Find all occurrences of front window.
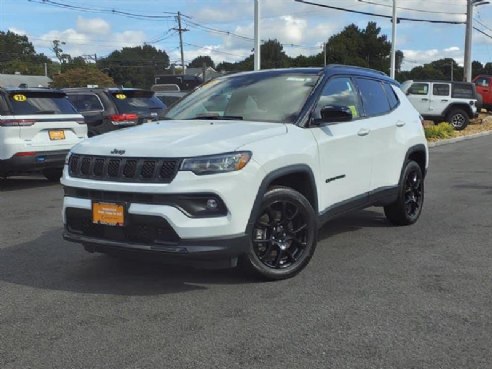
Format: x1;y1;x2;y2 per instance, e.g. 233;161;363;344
165;72;320;123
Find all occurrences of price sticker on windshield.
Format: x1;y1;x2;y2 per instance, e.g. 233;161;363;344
115;93;127;100
12;94;27;102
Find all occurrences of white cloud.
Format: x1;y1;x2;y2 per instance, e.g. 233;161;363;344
401;47;464;70
76;17;111;35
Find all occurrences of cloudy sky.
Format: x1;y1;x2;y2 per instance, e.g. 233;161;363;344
2;0;492;71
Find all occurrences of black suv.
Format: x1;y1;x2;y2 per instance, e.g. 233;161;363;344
63;88;167;137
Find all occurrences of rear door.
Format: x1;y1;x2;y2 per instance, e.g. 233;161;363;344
7;91;86;150
429;83;451;116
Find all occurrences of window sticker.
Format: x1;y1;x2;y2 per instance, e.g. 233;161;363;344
12;94;27;102
115;93;127;100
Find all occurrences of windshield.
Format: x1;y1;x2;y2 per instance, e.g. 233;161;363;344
8;92;78;115
165;72;319;123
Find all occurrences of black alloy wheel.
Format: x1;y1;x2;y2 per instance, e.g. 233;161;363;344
403;168;423;220
384;161;424;226
242;187;317;280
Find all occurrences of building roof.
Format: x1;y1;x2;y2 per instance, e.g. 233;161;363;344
0;74;53;88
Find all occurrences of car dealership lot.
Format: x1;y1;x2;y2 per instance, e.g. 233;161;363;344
1;137;491;369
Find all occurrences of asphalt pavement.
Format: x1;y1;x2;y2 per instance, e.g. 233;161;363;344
0;136;491;369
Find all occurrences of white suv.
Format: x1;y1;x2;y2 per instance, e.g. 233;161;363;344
62;66;428;280
402;80;478;130
0;88;87;180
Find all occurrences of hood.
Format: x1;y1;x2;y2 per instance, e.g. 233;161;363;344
72;119;287;157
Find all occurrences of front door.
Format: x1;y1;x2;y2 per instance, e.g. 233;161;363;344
407;82;431;115
309;77;372;212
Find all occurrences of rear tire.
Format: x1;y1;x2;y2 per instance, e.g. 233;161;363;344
384;161;424;226
241;186;318;280
43;168;63;182
446;109;469;130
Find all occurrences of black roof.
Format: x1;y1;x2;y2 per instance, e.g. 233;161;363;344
0;87;65;94
62;87;151;93
217;65;397;85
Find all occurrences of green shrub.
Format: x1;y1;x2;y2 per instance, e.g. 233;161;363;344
425;122;455;140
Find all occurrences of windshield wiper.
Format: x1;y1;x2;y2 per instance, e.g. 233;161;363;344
188;115;243;120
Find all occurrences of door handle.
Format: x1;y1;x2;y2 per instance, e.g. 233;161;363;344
357;128;370;136
396;121;406;127
441;99;449;102
421;98;429;101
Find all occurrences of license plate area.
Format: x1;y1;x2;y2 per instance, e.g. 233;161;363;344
49;130;65;140
92;202;125;226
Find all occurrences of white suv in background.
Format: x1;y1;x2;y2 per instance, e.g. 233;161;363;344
0;87;87;181
402;80;478;130
62;66;428;280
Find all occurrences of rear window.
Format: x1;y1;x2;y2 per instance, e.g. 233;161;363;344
109;90;166;113
452;84;474;99
7;92;78;115
433;84;450;96
67;94;104;112
356;78;391;116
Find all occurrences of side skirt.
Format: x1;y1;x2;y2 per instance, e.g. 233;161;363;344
318;186;399;228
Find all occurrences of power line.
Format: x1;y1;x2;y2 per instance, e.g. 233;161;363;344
357;0;466;15
474;26;492;40
294;0;466;24
27;0;177;20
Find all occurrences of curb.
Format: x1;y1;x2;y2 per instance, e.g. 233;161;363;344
428;130;492;148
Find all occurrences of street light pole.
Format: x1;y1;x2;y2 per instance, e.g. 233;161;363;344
390;0;397;79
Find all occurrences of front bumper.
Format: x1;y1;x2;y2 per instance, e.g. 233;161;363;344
0;150;68;176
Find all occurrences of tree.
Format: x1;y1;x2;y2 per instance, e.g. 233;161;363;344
189;56;215;69
98;45;169;88
0;31;52;75
260;39;290;69
324;22;391;72
51;66;115;88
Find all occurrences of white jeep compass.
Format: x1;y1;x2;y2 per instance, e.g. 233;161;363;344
62;66;428;280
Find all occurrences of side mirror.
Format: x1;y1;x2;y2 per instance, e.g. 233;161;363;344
315;105;353;125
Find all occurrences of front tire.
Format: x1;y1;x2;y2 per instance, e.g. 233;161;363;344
241;187;318;280
384;161;424;226
446;109;469;130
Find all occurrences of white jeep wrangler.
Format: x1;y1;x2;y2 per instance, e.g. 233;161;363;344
62;66;428;280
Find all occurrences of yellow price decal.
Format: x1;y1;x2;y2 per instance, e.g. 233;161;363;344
13;94;27;102
115;93;127;100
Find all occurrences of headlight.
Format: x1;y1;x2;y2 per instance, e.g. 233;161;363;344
180;151;252;175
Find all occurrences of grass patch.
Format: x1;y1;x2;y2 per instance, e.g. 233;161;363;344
425;122;455;140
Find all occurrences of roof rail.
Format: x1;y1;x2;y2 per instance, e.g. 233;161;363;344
327;64;387;76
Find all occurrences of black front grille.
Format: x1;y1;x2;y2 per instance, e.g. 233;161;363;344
66;208;180;245
68;155;180;183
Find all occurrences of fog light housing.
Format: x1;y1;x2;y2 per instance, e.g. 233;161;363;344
206;199;218;210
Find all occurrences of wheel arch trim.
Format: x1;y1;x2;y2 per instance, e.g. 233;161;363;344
245;164;319;234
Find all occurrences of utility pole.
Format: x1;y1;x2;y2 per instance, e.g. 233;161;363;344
323;42;327;67
464;0;490;82
390;0;397;79
254;0;261;71
174;12;188;74
451;59;454;81
464;0;474;82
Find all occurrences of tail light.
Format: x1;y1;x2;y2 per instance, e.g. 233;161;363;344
0;119;36;126
14;152;36;157
108;114;138;126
